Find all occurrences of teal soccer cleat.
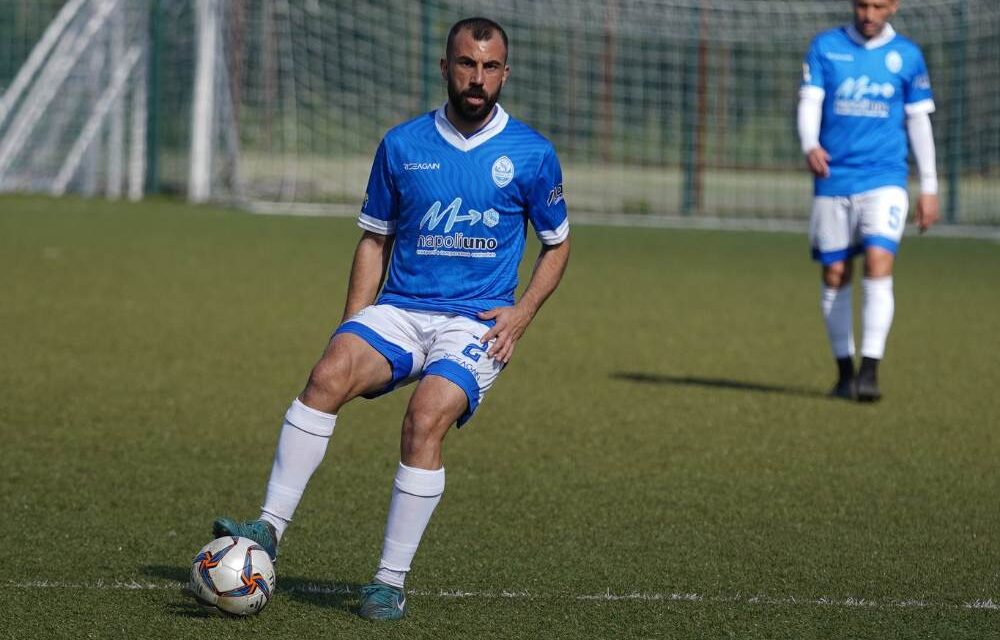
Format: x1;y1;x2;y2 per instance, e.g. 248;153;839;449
358;581;407;621
211;518;278;562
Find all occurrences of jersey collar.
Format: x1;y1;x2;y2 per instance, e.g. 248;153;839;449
434;103;509;152
845;23;896;49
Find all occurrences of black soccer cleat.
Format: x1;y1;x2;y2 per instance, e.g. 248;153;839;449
829;378;856;400
828;356;856;400
856;357;882;403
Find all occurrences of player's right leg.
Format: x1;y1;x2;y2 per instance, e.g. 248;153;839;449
810;195;860;398
360;375;466;621
361;314;505;621
214;310;405;559
854;186;908;402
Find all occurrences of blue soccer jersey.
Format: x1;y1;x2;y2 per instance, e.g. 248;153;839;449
357;104;569;321
801;24;934;196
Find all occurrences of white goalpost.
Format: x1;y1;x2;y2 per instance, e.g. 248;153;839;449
0;0;148;200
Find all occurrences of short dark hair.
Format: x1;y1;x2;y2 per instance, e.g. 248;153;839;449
445;17;508;61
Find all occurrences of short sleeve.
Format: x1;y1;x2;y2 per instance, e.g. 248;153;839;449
358;139;399;235
800;38;826;97
526;147;569;245
904;48;935;115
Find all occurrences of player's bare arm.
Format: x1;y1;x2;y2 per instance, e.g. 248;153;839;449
478;238;570;364
341;230;393;322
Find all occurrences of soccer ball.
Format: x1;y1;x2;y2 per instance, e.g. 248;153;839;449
189;536;276;616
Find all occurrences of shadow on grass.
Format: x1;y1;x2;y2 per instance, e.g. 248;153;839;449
612;371;826;399
144;564;188;583
278;576;366;613
141;564;363;616
142;564;220;619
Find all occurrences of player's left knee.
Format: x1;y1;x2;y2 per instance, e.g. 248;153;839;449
401;407;449;451
864;251;895;278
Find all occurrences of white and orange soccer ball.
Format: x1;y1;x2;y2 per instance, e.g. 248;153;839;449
189;536;276;616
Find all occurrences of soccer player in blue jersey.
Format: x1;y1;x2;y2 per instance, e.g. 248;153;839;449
798;0;939;401
210;18;570;620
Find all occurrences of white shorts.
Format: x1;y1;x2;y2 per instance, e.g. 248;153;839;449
334;305;505;426
809;185;908;265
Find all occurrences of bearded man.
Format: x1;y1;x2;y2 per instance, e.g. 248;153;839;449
210;17;570;621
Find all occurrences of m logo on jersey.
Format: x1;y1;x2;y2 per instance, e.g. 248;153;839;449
491;156;514;188
835;76;895;101
421;197;477;232
419;198;499;232
417;198;499;257
834;76;894;118
404;162;440;171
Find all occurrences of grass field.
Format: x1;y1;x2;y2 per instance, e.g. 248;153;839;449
1;195;998;639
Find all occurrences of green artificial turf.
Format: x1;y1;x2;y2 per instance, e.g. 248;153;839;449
1;195;997;639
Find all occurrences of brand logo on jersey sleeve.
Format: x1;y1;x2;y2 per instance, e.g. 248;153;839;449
547;183;564;207
885;51;903;74
491;156;514;187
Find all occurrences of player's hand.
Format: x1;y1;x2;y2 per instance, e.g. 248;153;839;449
477;304;534;364
914;193;940;234
805;147;831;178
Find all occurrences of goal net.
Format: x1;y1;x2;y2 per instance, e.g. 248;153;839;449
0;0;150;199
1;0;998;224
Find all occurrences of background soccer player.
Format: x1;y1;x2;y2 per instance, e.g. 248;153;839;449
798;0;939;401
211;17;570;620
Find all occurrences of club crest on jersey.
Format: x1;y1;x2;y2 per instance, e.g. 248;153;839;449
885;51;903;74
491;156;514;188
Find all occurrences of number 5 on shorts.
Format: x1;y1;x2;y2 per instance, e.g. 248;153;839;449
888;205;902;230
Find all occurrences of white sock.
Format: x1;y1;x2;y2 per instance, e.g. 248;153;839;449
821;283;855;359
861;276;894;359
259;398;336;540
373;462;446;589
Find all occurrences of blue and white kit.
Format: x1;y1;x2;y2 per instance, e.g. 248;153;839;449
336;103;569;424
801;24;934;264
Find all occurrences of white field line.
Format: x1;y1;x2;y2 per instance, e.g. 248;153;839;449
3;580;997;612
